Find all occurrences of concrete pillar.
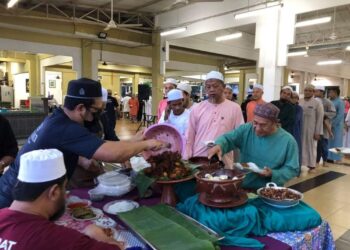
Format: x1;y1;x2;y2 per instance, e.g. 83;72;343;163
283;67;289;85
81;39;92;78
29;55;40;96
112;73;121;95
152;32;164;116
256;67;263;83
343;79;349;97
218;62;225;76
263;67;284;101
238;70;245;104
133;73;139;94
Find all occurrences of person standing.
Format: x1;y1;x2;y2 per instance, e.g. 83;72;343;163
105;89;118;129
241;94;252;122
128;94;139;123
177;83;195;111
157;78;177;121
185;71;244;167
223;85;233;101
314;86;336;166
246;84;265;122
121;94;131;119
0;114;18;176
271;86;296;134
290;92;303;173
299;84;324;172
328;87;345;163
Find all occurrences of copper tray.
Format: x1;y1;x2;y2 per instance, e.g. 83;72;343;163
199;192;248;208
156;174;194;184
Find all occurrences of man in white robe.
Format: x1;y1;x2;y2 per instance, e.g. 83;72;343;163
299;84;324;172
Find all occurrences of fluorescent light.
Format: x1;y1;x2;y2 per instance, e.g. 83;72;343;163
317;60;342;65
7;0;18;8
234;4;281;19
216;32;242;42
160;27;186;37
295;16;331;28
287;51;307;57
346;46;350;51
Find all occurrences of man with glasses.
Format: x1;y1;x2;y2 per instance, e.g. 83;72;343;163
185;71;244;167
208;103;299;190
0;78;166;208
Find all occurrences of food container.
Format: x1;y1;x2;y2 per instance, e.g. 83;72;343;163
188;157;221;173
143;123;184;159
257;182;303;208
88;188;105;201
95;172;133;197
195;169;245;205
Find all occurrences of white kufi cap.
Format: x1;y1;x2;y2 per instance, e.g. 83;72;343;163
253;83;264;91
101;87;108;102
205;71;224;82
177;83;192;95
18;149;66;183
167;89;183;102
164;78;178;86
315;85;325;91
282;86;293;91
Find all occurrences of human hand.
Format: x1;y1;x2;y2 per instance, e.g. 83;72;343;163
145;139;170;151
314;134;321;141
259;167;272;177
83;225;125;249
207;145;223;161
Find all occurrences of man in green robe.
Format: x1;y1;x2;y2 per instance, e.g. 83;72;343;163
208;103;299;190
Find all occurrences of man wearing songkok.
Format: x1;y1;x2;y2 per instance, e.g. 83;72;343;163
0;149;123;250
177;82;195;111
185;71;244;167
157;78;177;121
246;83;266;122
158;89;190;137
271;86;296;134
314;85;336;165
208;103;299;190
299;84;324;172
327;87;345;163
0;78;166;208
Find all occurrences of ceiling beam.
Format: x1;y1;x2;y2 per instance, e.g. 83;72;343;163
129;0;164;11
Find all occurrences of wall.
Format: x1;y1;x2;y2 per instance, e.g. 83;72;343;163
13;73;29;108
45;71;63;104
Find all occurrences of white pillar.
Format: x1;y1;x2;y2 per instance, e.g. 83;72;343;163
255;6;296;101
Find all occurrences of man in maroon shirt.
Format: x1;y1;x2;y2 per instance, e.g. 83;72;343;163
0;149;123;250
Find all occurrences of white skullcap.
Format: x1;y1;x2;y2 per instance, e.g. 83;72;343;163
253;83;264;90
225;85;233;90
18;149;66;183
206;71;224;82
282;86;293;91
164;78;178;86
167;89;183;102
315;85;325;91
177;83;192;95
101;88;108;102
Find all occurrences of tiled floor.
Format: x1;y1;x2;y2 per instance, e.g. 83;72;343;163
115;118;350;241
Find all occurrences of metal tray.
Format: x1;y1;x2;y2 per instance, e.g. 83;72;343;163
257;182;303;208
117;205;223;250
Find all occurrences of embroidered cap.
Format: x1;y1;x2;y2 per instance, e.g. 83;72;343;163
66;78;102;99
163;78;178;86
282;86;293;92
205;71;224;82
253;83;264;91
167;89;184;102
18;149;66;183
254;103;280;122
315;85;325;91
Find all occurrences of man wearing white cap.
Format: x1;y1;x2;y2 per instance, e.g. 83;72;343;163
185;71;244;167
271;86;296;134
159;89;190;137
0;149;123;250
157;78;177;121
314;86;336;165
223;85;233;101
299;84;324;172
246;83;266;122
177;82;195;110
0;78;167;208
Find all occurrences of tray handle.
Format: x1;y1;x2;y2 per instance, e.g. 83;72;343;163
266;182;277;188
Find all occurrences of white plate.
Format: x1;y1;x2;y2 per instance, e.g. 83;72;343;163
103;200;139;215
234;162;263;174
71;207;103;221
94;217;117;228
329;147;350;155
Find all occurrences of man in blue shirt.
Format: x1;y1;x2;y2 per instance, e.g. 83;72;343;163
0;78;166;208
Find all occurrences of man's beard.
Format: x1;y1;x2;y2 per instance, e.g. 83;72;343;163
49;195;66;221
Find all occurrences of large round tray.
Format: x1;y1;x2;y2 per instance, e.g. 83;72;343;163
257;182;303;208
143;123;184;159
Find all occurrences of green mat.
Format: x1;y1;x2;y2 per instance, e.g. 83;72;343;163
118;204;218;250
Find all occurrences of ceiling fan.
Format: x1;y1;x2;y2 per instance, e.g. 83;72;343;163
87;0;143;30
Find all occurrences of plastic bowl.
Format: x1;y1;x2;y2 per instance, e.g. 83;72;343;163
88;188;105;202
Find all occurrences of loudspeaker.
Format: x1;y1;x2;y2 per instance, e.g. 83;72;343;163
138;84;151;101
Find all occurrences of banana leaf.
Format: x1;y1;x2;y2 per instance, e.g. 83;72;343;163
119;205;218;250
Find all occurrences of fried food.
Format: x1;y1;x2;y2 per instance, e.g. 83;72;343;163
71;207;96;219
102;228;113;238
260;188;301;200
144;151;191;180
